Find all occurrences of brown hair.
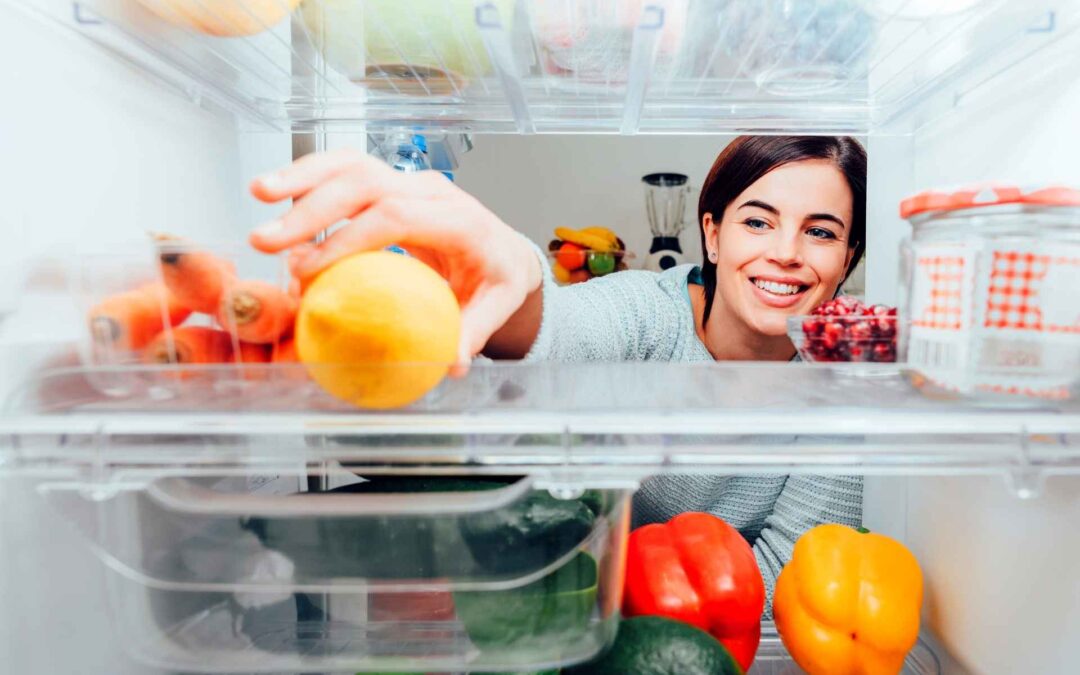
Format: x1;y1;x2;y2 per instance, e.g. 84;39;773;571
698;136;867;322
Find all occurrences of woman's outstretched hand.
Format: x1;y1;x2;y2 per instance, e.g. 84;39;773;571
249;149;543;369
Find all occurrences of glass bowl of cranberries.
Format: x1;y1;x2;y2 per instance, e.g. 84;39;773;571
788;296;898;363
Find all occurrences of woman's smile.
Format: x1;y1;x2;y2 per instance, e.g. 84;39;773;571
748;274;811;308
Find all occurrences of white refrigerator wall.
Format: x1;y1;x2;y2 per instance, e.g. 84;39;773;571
0;5;287;673
862;33;1080;675
0;5;292;345
902;57;1080;675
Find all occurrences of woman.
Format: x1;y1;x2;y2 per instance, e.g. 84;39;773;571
249;135;866;610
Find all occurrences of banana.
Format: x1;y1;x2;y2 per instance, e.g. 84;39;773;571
580;226;619;246
554;226;617;253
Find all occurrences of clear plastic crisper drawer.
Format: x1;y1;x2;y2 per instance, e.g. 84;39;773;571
38;470;630;672
27;0;1075;134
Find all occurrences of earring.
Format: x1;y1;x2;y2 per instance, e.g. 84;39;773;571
708;251;717;262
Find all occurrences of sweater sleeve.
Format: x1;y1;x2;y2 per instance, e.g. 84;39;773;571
753;474;863;617
522;238;686;362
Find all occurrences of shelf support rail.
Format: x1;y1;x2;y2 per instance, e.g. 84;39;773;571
474;1;534;133
621;3;665;135
1006;425;1047;500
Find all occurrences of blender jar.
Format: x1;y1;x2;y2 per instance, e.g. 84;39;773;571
642;173;692;272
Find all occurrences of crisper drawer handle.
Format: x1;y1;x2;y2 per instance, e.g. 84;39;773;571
144;476;536;517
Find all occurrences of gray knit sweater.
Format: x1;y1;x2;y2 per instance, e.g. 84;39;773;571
524;256;863;615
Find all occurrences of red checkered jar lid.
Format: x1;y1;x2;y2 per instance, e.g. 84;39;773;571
901;183;1080;220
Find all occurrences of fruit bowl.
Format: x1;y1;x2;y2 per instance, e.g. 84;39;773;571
546;248;634;285
548;226;633;285
788;297;898;363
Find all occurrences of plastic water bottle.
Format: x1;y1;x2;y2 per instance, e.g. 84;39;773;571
381;132;431;173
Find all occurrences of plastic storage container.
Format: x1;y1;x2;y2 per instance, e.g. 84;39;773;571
718;0;876;95
68;238;472;409
38;471;630;672
72;237;297;399
787;313;898;363
899;184;1080;401
530;0;689;86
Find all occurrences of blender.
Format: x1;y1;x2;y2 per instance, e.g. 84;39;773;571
642;173;693;272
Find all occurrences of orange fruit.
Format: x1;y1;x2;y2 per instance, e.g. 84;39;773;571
134;0;301;37
296;252;461;409
556;242;587;271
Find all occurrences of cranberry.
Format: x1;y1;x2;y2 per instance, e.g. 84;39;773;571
849;344;872;362
812;296;864;316
848;321;872;341
872;342;896;362
802;318;824;336
871;317;896;338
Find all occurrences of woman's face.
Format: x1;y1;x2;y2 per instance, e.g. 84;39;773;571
703;159;855;337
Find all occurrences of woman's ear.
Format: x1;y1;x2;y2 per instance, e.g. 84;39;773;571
702;212;719;262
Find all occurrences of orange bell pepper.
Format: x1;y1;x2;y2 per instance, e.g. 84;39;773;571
773;524;923;675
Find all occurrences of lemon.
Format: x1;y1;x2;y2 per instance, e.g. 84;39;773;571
296;252;461;410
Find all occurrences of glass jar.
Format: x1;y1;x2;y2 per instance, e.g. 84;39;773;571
899;184;1080;401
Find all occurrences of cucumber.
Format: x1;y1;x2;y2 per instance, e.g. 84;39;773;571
459;489;596;576
454;552;598;652
243;477;597;579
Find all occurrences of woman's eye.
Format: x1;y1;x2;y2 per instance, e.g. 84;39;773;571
745;218;770;231
807;227;837;240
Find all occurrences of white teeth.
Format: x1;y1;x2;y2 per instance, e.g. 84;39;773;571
754;279;801;295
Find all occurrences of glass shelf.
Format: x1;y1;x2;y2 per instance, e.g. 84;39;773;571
29;0;1076;134
3;360;1078;487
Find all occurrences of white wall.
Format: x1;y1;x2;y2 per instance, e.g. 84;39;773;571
0;5;286;674
454;134;727;266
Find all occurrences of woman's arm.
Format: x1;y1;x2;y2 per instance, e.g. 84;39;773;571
248;149;679;365
492;242;687;363
753;474;863;616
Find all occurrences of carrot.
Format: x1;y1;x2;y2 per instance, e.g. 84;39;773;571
88;282;191;351
235;340;272;381
154;233;236;314
216;279;297;344
236;341;271;364
143;326;233;366
271;337;299;363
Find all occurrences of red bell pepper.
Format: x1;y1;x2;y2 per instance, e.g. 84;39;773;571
623;512;766;672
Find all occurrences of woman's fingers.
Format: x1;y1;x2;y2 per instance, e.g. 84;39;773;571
250;171;396;253
249;150;405;253
449;283;527;378
289;207;411;281
457;283;526;365
249;148;381;203
290;200;484;280
250;171;404;255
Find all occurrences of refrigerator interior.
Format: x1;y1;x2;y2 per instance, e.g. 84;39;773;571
2;1;1080;673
